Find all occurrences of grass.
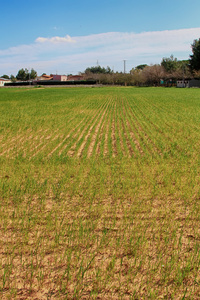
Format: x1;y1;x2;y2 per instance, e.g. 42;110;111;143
0;86;200;299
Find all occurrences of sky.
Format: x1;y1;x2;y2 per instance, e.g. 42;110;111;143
1;0;200;76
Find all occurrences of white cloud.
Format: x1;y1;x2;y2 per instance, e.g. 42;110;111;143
1;28;200;75
35;35;76;44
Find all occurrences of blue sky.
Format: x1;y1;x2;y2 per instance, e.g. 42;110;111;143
1;0;200;76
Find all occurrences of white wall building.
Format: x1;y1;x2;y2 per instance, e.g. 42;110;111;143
177;79;200;88
0;78;11;86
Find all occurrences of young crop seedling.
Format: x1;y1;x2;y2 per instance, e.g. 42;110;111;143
0;86;199;299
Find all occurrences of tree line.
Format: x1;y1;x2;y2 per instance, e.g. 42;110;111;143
84;38;200;86
1;68;37;82
1;38;200;86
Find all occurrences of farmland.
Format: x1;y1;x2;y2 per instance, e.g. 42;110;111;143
0;86;200;299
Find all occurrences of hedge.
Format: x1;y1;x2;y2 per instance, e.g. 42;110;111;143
5;80;97;86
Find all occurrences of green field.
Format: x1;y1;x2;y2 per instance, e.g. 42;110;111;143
0;86;200;299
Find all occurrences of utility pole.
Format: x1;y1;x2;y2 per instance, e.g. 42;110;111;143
123;60;126;73
29;67;31;86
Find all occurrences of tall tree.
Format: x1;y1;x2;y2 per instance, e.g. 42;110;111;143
189;38;200;71
16;68;28;81
30;68;37;79
142;64;165;86
161;55;178;73
16;68;37;81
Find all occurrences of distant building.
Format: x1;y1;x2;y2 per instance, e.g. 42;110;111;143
67;75;84;81
36;74;84;83
188;79;200;88
52;74;68;81
0;78;11;86
37;74;53;81
177;79;200;88
177;80;189;88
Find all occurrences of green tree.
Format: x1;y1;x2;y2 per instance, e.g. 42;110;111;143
10;75;16;82
16;68;28;81
189;38;200;71
85;65;112;74
1;74;9;79
16;68;37;81
135;64;147;70
161;55;178;73
30;68;37;79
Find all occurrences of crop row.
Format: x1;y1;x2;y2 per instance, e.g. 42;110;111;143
1;93;197;161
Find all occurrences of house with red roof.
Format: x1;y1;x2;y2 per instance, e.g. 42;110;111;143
36;74;53;81
67;75;84;81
